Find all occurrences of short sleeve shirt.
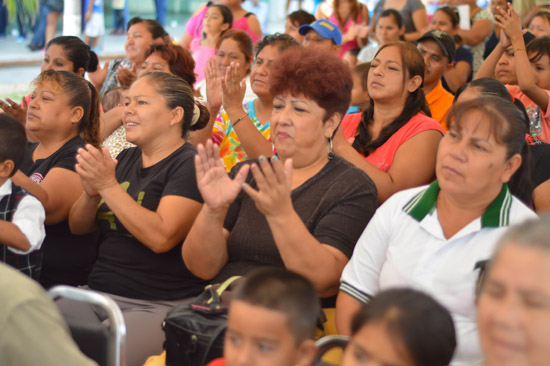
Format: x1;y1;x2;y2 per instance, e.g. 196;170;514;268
89;143;206;300
506;84;550;143
374;0;425;33
340;182;537;364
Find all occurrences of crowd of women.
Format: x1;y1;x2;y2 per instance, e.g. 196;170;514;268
0;0;550;365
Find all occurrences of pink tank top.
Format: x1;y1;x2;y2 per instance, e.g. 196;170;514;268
329;6;364;58
364;113;443;172
232;14;262;44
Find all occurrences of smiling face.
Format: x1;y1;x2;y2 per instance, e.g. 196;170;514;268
139;52;171;76
123;77;180;147
224;301;313;366
271;93;337;166
341;321;414;366
528;15;550;37
41;44;76;74
216;38;251;78
418;39;450;89
376;16;403;45
125;22;156;65
250;45;281;98
436;109;519;200
477;244;550;366
27;80;79;138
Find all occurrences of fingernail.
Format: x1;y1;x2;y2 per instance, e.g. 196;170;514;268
242;183;247;189
259;156;266;162
272;155;278;162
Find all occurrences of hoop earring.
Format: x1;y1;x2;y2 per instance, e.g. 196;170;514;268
328;137;335;160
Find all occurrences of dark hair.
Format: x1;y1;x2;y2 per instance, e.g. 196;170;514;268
433;7;464;45
46;36;99;73
351;288;456;366
530;9;550;29
353;41;430;155
270;47;353;122
127;17;169;41
145;43;197;86
333;0;361;29
232;267;320;344
139;72;209;135
453;79;534;205
33;70;101;148
255;32;300;59
206;4;233;35
527;35;550;65
287;9;316;27
217;29;254;71
102;86;128;113
446;97;532;201
353;62;371;91
377;8;403;29
0;115;27;176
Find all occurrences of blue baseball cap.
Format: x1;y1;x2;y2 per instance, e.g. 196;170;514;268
299;19;342;46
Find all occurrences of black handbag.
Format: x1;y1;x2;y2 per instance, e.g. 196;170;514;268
163;277;242;366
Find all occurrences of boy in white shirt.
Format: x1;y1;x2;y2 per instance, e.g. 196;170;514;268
0;115;45;279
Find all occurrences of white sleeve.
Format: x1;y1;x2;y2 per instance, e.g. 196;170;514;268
339;197;394;303
8;195;46;255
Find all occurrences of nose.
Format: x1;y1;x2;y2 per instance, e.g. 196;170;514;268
423;54;431;68
448;138;468;161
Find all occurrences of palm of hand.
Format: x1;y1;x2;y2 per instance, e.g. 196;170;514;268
198;165;242;210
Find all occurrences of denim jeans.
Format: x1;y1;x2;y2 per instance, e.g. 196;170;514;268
30;4;52;47
0;4;8;37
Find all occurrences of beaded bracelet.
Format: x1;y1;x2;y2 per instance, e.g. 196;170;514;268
232;112;249;127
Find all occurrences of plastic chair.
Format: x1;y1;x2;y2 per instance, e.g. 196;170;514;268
49;285;126;366
314;334;349;366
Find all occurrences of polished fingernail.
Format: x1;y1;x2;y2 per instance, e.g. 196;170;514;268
242;183;247;189
259;156;266;162
272;155;278;162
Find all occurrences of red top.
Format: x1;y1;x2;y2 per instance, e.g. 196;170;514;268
344;113;443;172
206;358;226;366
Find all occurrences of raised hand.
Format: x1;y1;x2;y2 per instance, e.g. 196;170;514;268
0;97;28;126
116;63;137;87
75;145;119;194
205;57;223;111
495;3;523;46
221;62;247;114
195;140;249;211
242;155;294;220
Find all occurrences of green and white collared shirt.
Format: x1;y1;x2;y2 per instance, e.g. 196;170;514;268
340;181;536;366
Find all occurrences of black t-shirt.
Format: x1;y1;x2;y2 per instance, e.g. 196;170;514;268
531;143;550;187
217;156;378;305
20;136;99;288
443;46;473;93
89;143;206;300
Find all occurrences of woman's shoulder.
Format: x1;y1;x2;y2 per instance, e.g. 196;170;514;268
509;194;538;222
323;156;378;192
472;8;493;21
405;0;425;11
399;113;444;135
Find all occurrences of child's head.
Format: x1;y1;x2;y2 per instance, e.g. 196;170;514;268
527;36;550;89
495;32;536;85
341;288;456;366
102;86;129;113
285;10;316;43
203;4;233;37
528;10;550;38
0;115;27;180
351;62;371;110
376;9;405;46
489;0;512;17
225;267;319;366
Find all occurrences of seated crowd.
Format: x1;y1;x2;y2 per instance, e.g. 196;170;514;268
1;1;550;365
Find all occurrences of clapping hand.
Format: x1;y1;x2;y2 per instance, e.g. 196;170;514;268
495;3;524;47
75;145;119;196
242;155;294;220
205;57;223;111
116;64;137;87
0;97;28;126
221;62;246;113
195;140;250;211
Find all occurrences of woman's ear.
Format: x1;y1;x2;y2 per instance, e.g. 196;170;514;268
77;67;86;77
221;23;230;32
501;153;522;183
169;106;185;127
399;26;405;36
324;112;342;139
407;75;423;93
70;106;85;124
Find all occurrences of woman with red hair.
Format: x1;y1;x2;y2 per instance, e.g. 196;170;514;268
182;46;377;304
